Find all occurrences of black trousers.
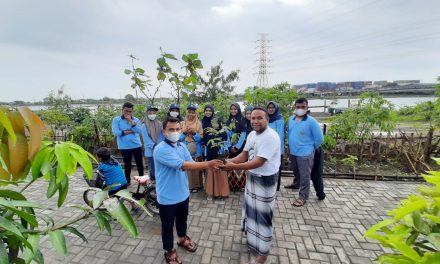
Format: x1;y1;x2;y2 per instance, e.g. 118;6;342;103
159;197;189;251
276;154;283;191
120;147;144;184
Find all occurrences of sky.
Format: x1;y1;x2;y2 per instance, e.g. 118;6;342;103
1;0;439;102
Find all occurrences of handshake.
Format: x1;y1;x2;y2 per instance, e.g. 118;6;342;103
206;159;235;171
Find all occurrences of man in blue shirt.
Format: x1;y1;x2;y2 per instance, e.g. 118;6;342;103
286;98;324;207
111;102;143;185
154;117;222;264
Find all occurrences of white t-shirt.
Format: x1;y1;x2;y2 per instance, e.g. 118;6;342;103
243;127;281;176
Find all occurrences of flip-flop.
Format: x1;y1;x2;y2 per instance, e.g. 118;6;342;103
293;198;306;207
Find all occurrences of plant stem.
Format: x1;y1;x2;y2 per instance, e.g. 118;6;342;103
19;179;35;193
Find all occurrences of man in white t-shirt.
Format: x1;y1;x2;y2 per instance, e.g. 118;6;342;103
221;107;280;264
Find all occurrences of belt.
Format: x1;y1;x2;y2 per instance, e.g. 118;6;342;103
250;172;278;177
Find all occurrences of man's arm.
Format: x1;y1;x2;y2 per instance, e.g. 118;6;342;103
221;157;266;171
182;160;223;171
227;150;249;164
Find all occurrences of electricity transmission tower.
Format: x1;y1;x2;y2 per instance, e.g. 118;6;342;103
255;33;271;88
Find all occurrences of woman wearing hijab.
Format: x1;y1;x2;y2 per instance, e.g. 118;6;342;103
267;101;285;191
141;105;164;182
180;104;204;192
167;103;184;122
241;105;254;137
202;105;229;200
226;103;246;159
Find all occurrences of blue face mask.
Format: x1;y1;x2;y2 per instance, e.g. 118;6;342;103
166;132;181;143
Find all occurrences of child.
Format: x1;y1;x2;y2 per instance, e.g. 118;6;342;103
96;147;128;196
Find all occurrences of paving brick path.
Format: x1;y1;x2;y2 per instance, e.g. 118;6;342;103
25;173;422;263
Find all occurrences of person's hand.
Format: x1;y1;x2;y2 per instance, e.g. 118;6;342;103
207;159;223;170
134;175;150;185
123;130;133;135
125;114;133;122
219;160;235;171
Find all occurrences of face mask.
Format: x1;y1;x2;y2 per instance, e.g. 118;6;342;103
295;109;307;116
166;132;181;143
148;114;156;121
169;112;179;118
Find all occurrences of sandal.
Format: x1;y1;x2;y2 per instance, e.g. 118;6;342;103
164;248;182;264
293;198;306;207
177;235;198;252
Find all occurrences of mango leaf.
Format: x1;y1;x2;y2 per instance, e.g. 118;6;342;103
114;189;151;217
424;214;440;224
92;190;108;209
46;169;58;198
377;254;414;264
0;143;10;171
0;238;8;264
69;148;93;180
57;175;68;207
8;133;29;180
31;147;53;180
420;252;440;263
0;198;38;227
388;240;421;261
389;199;428;221
0;167;9;181
49;230;67;256
0;215;25;241
54;143;71;175
92;211;112;235
0;189;25;200
24;233;40;263
62;226;88;243
426;233;440;251
103;198;138;238
7;111;25;134
0;109;16;143
18;107;45;160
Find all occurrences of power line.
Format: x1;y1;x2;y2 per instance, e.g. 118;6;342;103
255;33;271;88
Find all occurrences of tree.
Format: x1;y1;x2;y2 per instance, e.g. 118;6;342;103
124;94;135;101
0;107;150;263
244;82;298;116
328;92;395;162
124;55;158;105
197;62;239;103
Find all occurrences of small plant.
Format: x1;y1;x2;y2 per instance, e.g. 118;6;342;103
341;155;358;176
364;158;440;263
204;124;230;160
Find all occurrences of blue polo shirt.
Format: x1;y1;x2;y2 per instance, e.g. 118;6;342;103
154;140;193;205
98;162;127;191
111;115;142;150
287;115;324;157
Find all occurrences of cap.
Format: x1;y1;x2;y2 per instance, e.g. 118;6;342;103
187;104;198;111
169;103;180;111
147;105;158;111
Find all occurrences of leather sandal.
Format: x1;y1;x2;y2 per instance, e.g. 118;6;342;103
177;235;198;252
164;248;182;264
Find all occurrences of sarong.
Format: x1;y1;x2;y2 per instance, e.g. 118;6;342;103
242;172;278;256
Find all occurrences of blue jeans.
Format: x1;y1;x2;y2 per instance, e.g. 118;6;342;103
147;157;155;181
290;153;314;200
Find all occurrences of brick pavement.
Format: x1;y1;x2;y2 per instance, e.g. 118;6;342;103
24;173;422;264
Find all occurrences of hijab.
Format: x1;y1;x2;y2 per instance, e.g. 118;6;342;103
143;112;162;144
181;110;203;143
241;105;253;135
226;103;243;133
267;101;283;123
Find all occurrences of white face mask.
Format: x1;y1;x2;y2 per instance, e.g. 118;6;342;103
295;109;307;116
148;114;157;121
166;132;181;143
169;112;179;118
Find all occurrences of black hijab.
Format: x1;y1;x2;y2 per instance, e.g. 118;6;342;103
202;104;215;129
226;103;243;133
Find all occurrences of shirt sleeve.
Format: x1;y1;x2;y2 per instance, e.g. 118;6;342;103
131;117;142;133
154;145;185;169
243;132;253;152
141;124;154;149
183;145;194;162
111;117;123;137
311;119;324;149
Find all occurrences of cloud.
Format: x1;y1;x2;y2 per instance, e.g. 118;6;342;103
211;0;307;16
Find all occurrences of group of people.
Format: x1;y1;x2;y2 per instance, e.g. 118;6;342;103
107;99;324;264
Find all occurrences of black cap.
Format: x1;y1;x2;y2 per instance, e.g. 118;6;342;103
187;104;198;111
147;105;158;111
169;103;180;111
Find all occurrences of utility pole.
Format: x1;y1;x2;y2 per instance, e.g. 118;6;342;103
255;33;271;88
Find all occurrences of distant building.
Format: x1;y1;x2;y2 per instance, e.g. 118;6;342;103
394;80;420;85
374;80;388;86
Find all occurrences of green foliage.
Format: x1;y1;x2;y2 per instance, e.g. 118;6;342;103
197;61;239;103
321;134;336;151
328;92;395;160
396;100;440;129
364;158;440;263
0;107;149;263
124;55;159;105
341;155;358;175
244;82;297;117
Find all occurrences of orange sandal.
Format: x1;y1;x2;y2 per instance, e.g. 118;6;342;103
177;236;198;252
164;248;182;264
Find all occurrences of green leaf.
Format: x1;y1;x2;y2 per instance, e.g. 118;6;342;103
92;190;108;209
0;215;26;241
114;189;151;217
188;53;198;60
0;189;26;200
49;230;67;256
157;72;166;81
0;109;16;144
426;233;440;251
24;233;40;264
62;226;88;243
135;68;145;74
92;211;112;235
69;148;93;180
103;198;138;238
54;143;70;175
124;69;132;75
46;169;58;198
181;54;190;63
390;199;428;221
0;240;8;264
163;53;177;60
57;175;68;207
0;198;38;227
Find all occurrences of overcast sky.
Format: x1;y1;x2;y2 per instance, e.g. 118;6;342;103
1;0;439;102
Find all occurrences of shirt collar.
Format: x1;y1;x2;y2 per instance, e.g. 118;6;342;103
164;138;181;147
294;114;308;121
